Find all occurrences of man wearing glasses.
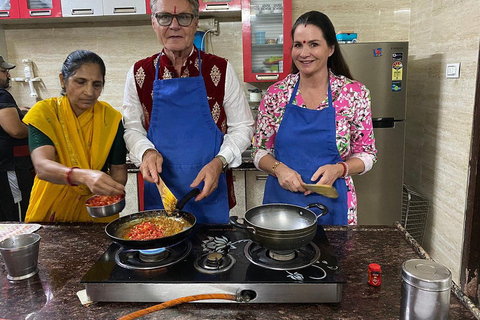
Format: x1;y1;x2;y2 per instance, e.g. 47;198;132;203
123;0;254;223
0;55;33;221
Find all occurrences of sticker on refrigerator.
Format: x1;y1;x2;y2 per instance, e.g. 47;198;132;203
392;61;403;81
392;52;403;61
373;48;382;57
392;81;402;92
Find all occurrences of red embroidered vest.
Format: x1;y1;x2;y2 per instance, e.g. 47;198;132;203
133;48;236;209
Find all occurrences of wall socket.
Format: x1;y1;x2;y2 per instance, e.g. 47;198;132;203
198;18;219;35
446;63;460;79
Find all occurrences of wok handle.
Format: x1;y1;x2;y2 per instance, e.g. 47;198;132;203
229;216;256;233
176;188;201;211
229;216;246;229
306;203;329;218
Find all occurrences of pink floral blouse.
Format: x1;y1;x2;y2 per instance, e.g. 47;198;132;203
252;71;377;225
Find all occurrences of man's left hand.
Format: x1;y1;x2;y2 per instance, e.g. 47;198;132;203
190;158;223;201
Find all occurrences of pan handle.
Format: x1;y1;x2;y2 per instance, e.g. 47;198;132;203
306;203;329;218
229;216;256;233
176;188;201;211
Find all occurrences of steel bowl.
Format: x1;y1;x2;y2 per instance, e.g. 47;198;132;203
0;233;41;280
85;195;126;218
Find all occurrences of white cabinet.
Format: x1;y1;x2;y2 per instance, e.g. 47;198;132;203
121;172;139;217
230;171;246;218
229;169;268;218
245;170;267;210
61;0;147;17
61;0;103;16
103;0;146;15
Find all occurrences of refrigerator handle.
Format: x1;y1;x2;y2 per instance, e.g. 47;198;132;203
373;118;396;128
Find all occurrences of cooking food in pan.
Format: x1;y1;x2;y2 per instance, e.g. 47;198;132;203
122;216;192;241
105;189;200;249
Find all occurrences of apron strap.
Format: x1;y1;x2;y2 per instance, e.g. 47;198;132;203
289;75;332;108
289;77;300;104
155;53;161;81
154;48;203;81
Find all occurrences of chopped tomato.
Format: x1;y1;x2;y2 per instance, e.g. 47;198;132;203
86;194;123;207
126;222;165;240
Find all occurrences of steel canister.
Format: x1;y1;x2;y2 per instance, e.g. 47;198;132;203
400;259;452;320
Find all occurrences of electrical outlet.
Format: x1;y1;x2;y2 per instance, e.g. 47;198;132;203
198;18;219;35
446;63;460;79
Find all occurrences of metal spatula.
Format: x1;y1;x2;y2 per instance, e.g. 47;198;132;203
302;183;339;199
156;174;177;213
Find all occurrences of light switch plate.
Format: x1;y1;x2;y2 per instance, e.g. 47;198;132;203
446;63;461;79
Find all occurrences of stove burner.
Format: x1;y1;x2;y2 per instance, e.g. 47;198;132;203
268;250;296;261
138;248;170;263
194;252;235;274
244;241;320;271
115;241;192;270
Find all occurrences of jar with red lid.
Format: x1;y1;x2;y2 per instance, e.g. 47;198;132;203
368;263;382;286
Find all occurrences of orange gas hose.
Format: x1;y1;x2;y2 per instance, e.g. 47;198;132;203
117;293;237;320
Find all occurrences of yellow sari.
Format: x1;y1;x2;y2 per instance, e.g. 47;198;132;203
23;96;122;223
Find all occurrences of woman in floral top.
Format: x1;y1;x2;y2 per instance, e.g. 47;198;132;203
252;11;377;225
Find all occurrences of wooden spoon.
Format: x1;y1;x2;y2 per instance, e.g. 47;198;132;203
156;174;177;214
302;183;339;199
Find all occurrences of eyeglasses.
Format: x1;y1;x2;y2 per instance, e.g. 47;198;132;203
154;12;195;27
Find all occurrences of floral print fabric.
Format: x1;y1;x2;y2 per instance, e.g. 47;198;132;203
252;71;377;224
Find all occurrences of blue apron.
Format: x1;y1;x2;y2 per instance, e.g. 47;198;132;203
263;77;348;225
145;51;229;223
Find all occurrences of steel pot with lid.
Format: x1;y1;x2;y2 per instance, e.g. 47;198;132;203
230;203;328;251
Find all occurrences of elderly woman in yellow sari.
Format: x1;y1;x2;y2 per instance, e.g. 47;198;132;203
23;50;127;222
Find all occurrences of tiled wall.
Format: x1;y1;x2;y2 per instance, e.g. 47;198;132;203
404;0;480;284
4;0;478;285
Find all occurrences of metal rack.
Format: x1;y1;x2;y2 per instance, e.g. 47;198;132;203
401;185;429;245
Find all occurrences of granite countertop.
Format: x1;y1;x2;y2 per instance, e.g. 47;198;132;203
0;223;477;320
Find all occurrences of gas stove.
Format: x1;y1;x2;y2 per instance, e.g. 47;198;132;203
81;224;345;303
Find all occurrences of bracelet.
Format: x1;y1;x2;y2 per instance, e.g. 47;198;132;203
66;167;79;186
272;161;282;176
338;161;349;178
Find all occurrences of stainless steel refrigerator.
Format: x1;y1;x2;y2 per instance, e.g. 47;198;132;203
339;42;408;225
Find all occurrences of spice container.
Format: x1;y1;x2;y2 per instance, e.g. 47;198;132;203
400;259;451;320
368;263;382;286
248;88;262;102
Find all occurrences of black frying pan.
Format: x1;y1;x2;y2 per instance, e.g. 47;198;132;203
105;188;200;249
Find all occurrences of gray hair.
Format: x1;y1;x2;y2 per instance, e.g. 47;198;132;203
150;0;199;18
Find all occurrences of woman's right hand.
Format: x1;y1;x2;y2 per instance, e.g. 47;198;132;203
275;163;307;193
79;169;125;196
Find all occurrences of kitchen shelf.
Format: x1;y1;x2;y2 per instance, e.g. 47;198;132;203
242;0;292;83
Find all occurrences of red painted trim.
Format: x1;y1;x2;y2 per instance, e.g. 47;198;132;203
146;0;151;14
18;0;62;18
241;0;253;81
281;0;293;78
0;1;20;19
137;172;145;211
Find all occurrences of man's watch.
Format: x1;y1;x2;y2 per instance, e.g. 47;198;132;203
215;155;228;172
